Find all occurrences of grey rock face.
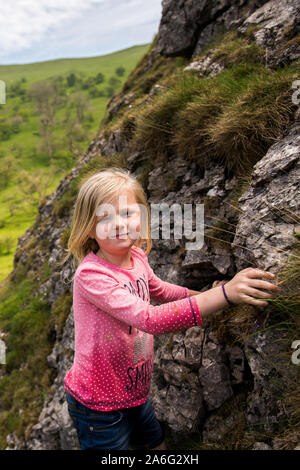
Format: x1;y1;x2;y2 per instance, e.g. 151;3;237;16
232;123;300;273
202;412;242;446
252;441;273;450
239;0;300;67
156;0;233;57
184;52;224;77
244;327;295;433
198;330;233;411
150;326;206;438
156;0;270;57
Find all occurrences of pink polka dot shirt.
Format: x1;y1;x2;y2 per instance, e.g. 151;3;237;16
64;245;202;411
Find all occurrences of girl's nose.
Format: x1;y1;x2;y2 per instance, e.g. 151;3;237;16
115;214;126;229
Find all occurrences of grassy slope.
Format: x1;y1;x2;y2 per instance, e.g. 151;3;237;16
0;44;149;282
0;45;149;85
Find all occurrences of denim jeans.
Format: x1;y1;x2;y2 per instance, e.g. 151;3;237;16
66;391;165;450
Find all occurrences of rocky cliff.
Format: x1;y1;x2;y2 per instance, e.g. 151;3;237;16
2;0;300;450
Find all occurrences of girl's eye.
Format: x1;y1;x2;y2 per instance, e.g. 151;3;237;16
98;210;135;222
122;210;134;216
98;215;111;222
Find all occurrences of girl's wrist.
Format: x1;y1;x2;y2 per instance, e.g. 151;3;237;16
221;282;234;306
195;284;230;317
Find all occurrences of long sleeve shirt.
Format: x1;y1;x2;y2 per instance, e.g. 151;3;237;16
64;245;202;411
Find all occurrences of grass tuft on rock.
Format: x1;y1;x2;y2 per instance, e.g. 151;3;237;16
131;60;298;176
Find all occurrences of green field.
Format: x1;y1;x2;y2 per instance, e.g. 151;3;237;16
0;44;149;282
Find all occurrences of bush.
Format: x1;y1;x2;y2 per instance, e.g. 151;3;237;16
109;76;121;87
95;72;105;84
0;237;14;254
67;73;77;87
89;87;105;98
81;76;96;90
0;121;12;140
115;66;125;77
9;115;24;133
8;80;26;98
105;86;115;97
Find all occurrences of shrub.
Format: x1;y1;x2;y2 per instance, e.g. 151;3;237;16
95;72;105;84
115;66;125;77
67;73;77;87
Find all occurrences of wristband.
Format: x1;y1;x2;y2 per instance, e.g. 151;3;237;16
222;282;234;306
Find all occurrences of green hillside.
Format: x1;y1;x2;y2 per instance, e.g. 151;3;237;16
0;45;148;85
0;44;149;282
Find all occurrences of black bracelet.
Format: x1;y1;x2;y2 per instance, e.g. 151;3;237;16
222;282;234;306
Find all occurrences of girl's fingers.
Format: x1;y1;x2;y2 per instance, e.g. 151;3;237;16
245;287;276;299
249;279;281;292
242;294;269;307
241;267;254;273
246;269;275;279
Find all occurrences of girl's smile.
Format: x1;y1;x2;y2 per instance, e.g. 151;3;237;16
111;232;129;239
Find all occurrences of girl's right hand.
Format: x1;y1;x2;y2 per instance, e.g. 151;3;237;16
224;268;282;307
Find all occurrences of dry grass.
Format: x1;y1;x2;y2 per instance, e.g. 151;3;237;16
174;63;298;175
210;31;265;67
130;58;298;176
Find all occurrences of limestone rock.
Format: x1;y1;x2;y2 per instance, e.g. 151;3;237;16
156;0;270;58
232;123;300;273
252;441;273;450
184;53;224;77
239;0;300;68
202;412;242;445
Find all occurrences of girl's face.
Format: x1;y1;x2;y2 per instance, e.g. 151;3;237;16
93;189;143;255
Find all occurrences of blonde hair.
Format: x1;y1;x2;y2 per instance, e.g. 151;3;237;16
59;167;152;283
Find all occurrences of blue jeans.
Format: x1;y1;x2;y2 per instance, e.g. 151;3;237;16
66;391;165;450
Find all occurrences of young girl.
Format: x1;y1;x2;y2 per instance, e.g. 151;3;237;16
63;167;281;451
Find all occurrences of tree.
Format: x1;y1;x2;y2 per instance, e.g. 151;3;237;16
81;76;96;90
70;91;91;123
16;167;59;211
67;73;77;87
0;236;14;255
9;79;26;98
29;80;61;118
109;76;121;87
89;87;105;98
9;115;24;133
0;155;17;189
115;66;125;77
63;108;91;159
105;87;115;98
0;121;12;140
29;80;63;162
95;72;105;84
2;194;22;217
